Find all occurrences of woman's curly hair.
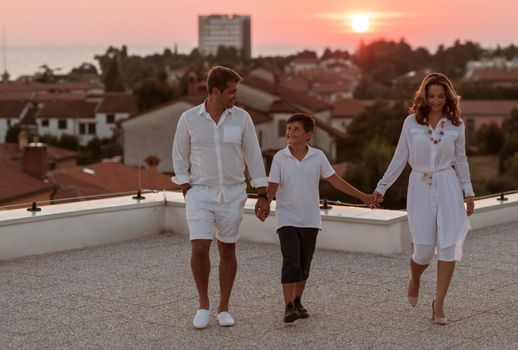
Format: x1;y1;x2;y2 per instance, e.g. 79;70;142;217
409;72;462;126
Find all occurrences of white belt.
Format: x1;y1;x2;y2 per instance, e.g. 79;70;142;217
413;167;453;186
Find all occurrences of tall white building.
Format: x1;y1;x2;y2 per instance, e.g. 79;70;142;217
198;15;251;59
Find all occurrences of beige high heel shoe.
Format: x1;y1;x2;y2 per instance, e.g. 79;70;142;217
432;300;448;325
407;277;418;307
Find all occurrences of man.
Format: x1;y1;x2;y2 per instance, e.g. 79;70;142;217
172;66;270;329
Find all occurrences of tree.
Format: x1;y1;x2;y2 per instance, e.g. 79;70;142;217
5;123;22;143
499;109;518;174
344;137;410;209
476;123;504;154
34;64;60;83
104;59;125;92
132;77;174;111
337;100;407;162
58;134;80;151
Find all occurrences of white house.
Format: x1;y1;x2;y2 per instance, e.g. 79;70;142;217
0;100;30;142
95;93;138;139
122;100;194;174
27;93;137;146
122;69;346;174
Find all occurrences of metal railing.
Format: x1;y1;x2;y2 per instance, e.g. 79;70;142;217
2;189;516;213
0;189;160;212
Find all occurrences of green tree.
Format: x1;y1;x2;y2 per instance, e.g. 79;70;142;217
476;123;505;154
58;134;80;151
34;64;60;83
499;109;518;174
105;59;125;92
132;77;174;111
5;123;22;143
337;100;407;162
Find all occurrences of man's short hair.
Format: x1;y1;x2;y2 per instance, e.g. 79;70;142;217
206;66;242;94
287;113;316;133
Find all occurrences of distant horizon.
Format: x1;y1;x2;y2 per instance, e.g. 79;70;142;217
3;38;518;80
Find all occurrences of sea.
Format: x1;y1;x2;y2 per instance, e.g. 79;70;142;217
2;44;343;79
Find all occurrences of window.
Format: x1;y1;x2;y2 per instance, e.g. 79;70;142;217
79;123;86;135
58;120;67;130
41;119;49;127
80;123;97;135
278;120;286;137
106;114;115;124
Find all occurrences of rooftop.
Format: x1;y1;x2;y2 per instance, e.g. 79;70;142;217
1;192;518;349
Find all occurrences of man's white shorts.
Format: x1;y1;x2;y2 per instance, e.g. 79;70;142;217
185;187;247;243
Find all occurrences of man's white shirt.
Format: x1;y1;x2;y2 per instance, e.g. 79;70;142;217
172;102;267;202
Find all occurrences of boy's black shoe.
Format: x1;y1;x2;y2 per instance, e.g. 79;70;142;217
283;302;300;323
294;296;309;319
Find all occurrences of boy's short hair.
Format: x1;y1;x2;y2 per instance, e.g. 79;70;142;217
206;66;242;94
287;113;316;133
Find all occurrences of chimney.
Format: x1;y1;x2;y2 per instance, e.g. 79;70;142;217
23;142;48;180
18;130;28;150
144;155;161;172
187;72;198;95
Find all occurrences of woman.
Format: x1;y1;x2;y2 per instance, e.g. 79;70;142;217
374;72;475;325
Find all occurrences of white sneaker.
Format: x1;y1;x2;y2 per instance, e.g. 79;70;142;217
217;311;235;327
193;309;210;329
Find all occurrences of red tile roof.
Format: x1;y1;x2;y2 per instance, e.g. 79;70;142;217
0;91;34;100
240;105;272;125
332;99;374;119
243;76;331;112
36;100;97;119
96;93;138;114
269;100;299;113
0;158;57;203
315;119;347;139
472;68;518;82
0;143;79;164
47;162;179;200
0;100;28;118
460;100;518;115
279;76;309;92
0;82;103;96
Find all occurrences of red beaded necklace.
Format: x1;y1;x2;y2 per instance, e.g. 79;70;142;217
426;119;445;144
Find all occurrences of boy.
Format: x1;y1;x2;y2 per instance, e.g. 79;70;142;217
263;113;376;323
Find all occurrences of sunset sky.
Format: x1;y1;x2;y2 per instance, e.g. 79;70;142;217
3;0;518;53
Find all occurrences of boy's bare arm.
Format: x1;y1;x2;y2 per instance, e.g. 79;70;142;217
325;174;377;207
267;182;279;205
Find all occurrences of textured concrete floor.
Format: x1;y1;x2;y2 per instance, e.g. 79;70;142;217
1;221;518;349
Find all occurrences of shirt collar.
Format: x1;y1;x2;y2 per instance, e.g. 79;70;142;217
198;100;234;118
282;145;317;160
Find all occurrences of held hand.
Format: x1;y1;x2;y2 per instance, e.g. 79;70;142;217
465;196;475;216
373;191;384;204
254;198;270;222
362;193;379;209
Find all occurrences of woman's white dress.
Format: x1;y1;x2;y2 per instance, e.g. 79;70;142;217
375;114;474;259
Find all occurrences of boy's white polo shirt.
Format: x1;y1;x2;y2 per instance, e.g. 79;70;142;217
268;145;335;230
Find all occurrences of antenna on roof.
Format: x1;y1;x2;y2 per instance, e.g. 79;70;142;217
1;27;9;82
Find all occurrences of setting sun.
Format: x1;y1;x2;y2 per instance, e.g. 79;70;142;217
351;14;370;33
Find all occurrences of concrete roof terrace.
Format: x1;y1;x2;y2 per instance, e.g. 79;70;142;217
2;216;518;349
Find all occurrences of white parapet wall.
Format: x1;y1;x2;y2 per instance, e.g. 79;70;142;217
164;192;411;256
0;193;166;260
468;192;518;229
1;191;517;260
